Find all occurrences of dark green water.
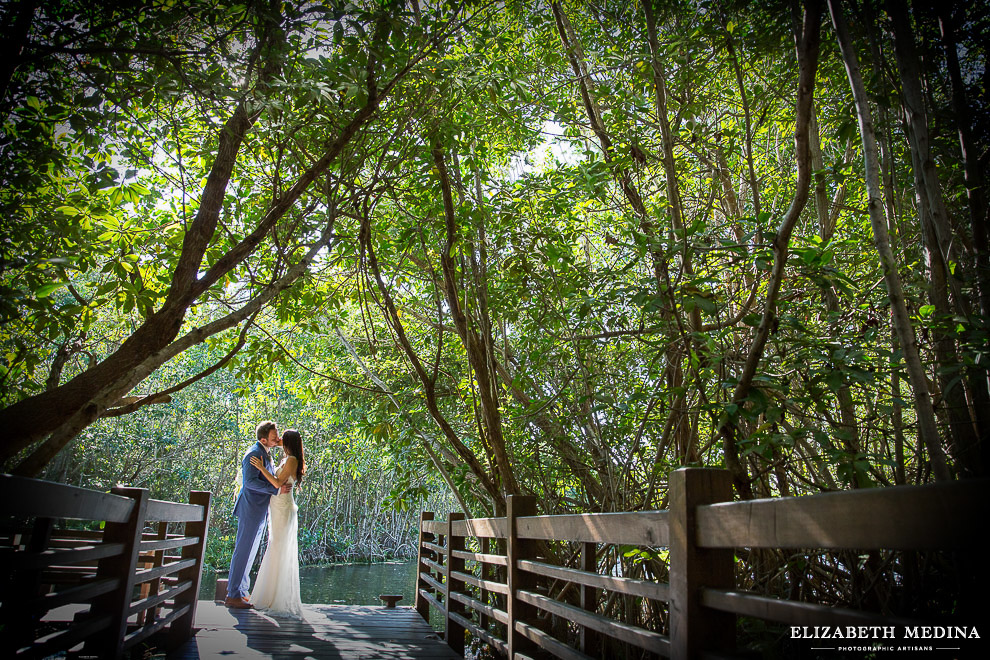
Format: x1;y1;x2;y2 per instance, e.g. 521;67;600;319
200;561;417;605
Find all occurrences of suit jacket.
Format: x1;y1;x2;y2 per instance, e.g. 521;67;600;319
233;441;278;520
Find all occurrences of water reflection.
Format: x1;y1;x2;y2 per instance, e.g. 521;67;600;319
201;561;417;605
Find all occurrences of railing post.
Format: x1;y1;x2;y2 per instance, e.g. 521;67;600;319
415;511;435;622
446;512;466;656
169;490;212;646
580;541;599;655
139;521;168;626
86;486;149;660
479;536;491;631
507;494;537;659
669;467;734;658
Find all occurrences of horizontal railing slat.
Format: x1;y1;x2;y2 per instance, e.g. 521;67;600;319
700;589;923;629
420;570;445;594
697;478;990;549
421;520;445;534
144;499;204;523
49;530;105;542
18;613;113;659
128;579;193;616
133;558;196;585
518;559;669;602
2;542;125;569
516;511;669;546
514;619;595;660
453;517;507;538
139;536;198;552
26;577;121;615
448;610;507;654
518;589;670;654
422;541;447;555
422;556;445;576
449;590;509;625
451;569;510;595
122;602;191;650
418;588;445;616
450;549;507;566
1;474;134;523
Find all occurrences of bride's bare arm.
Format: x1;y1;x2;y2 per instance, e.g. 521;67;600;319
249;456;297;488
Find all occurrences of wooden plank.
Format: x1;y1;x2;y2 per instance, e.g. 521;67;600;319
2;542;126;570
420;570;445;594
450;569;510;595
128;579;192;616
516;511;669;546
124;603;191;649
0;474;135;523
170;607;463;660
456;517;507;538
176;602;462;660
25;576;120;615
696;478;990;550
517;559;669;602
18;613;113;660
700;588;925;629
419;587;446;616
579;542;599;656
446;512;465;655
422;556;445;576
168;490;211;645
145;499;204;523
449;590;509;625
51;529;105;541
448;610;507;654
421;519;446;534
669;468;735;658
514;619;596;660
507;494;538;659
423;541;447;555
140;536;199;552
518;589;670;654
140;520;169;626
479;537;492;631
450;549;507;565
85;485;149;659
415;511;435;622
134;557;196;585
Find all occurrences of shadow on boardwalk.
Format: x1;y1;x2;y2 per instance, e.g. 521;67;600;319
169;602;457;660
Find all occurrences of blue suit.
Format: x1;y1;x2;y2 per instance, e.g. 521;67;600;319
227;441;278;599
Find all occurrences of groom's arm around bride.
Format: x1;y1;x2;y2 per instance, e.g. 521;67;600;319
225;420;289;608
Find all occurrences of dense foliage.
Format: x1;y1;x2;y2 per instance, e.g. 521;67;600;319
1;0;987;647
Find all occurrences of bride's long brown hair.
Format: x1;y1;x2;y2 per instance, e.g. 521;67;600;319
281;429;306;484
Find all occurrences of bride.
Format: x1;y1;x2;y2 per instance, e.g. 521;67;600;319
249;428;306;618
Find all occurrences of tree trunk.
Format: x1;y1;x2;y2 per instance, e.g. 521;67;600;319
720;0;823;498
828;0;951;481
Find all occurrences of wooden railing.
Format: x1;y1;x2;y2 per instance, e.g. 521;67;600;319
415;467;986;659
0;474;212;659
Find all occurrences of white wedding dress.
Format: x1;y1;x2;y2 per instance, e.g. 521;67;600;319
250;473;304;618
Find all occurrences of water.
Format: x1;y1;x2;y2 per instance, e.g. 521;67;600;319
200;561;418;606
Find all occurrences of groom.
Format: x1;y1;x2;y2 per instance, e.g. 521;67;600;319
225;420;291;609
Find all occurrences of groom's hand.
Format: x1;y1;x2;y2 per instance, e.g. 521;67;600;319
279;483;292;494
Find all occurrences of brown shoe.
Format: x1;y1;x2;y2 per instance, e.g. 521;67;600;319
224;597;253;609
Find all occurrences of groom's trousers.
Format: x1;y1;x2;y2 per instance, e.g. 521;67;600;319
227;512;267;599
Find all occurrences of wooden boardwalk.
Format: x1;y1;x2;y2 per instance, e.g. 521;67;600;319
168;601;459;659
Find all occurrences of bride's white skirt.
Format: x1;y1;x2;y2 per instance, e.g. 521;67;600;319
251;489;304;618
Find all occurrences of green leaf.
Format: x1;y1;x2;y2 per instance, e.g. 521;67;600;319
35;282;63;298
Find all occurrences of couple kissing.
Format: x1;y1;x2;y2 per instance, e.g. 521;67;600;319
224;420;306;618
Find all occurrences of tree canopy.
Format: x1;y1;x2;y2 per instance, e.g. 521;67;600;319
2;0;988;521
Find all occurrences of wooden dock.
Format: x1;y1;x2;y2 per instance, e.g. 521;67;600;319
168;601;459;659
